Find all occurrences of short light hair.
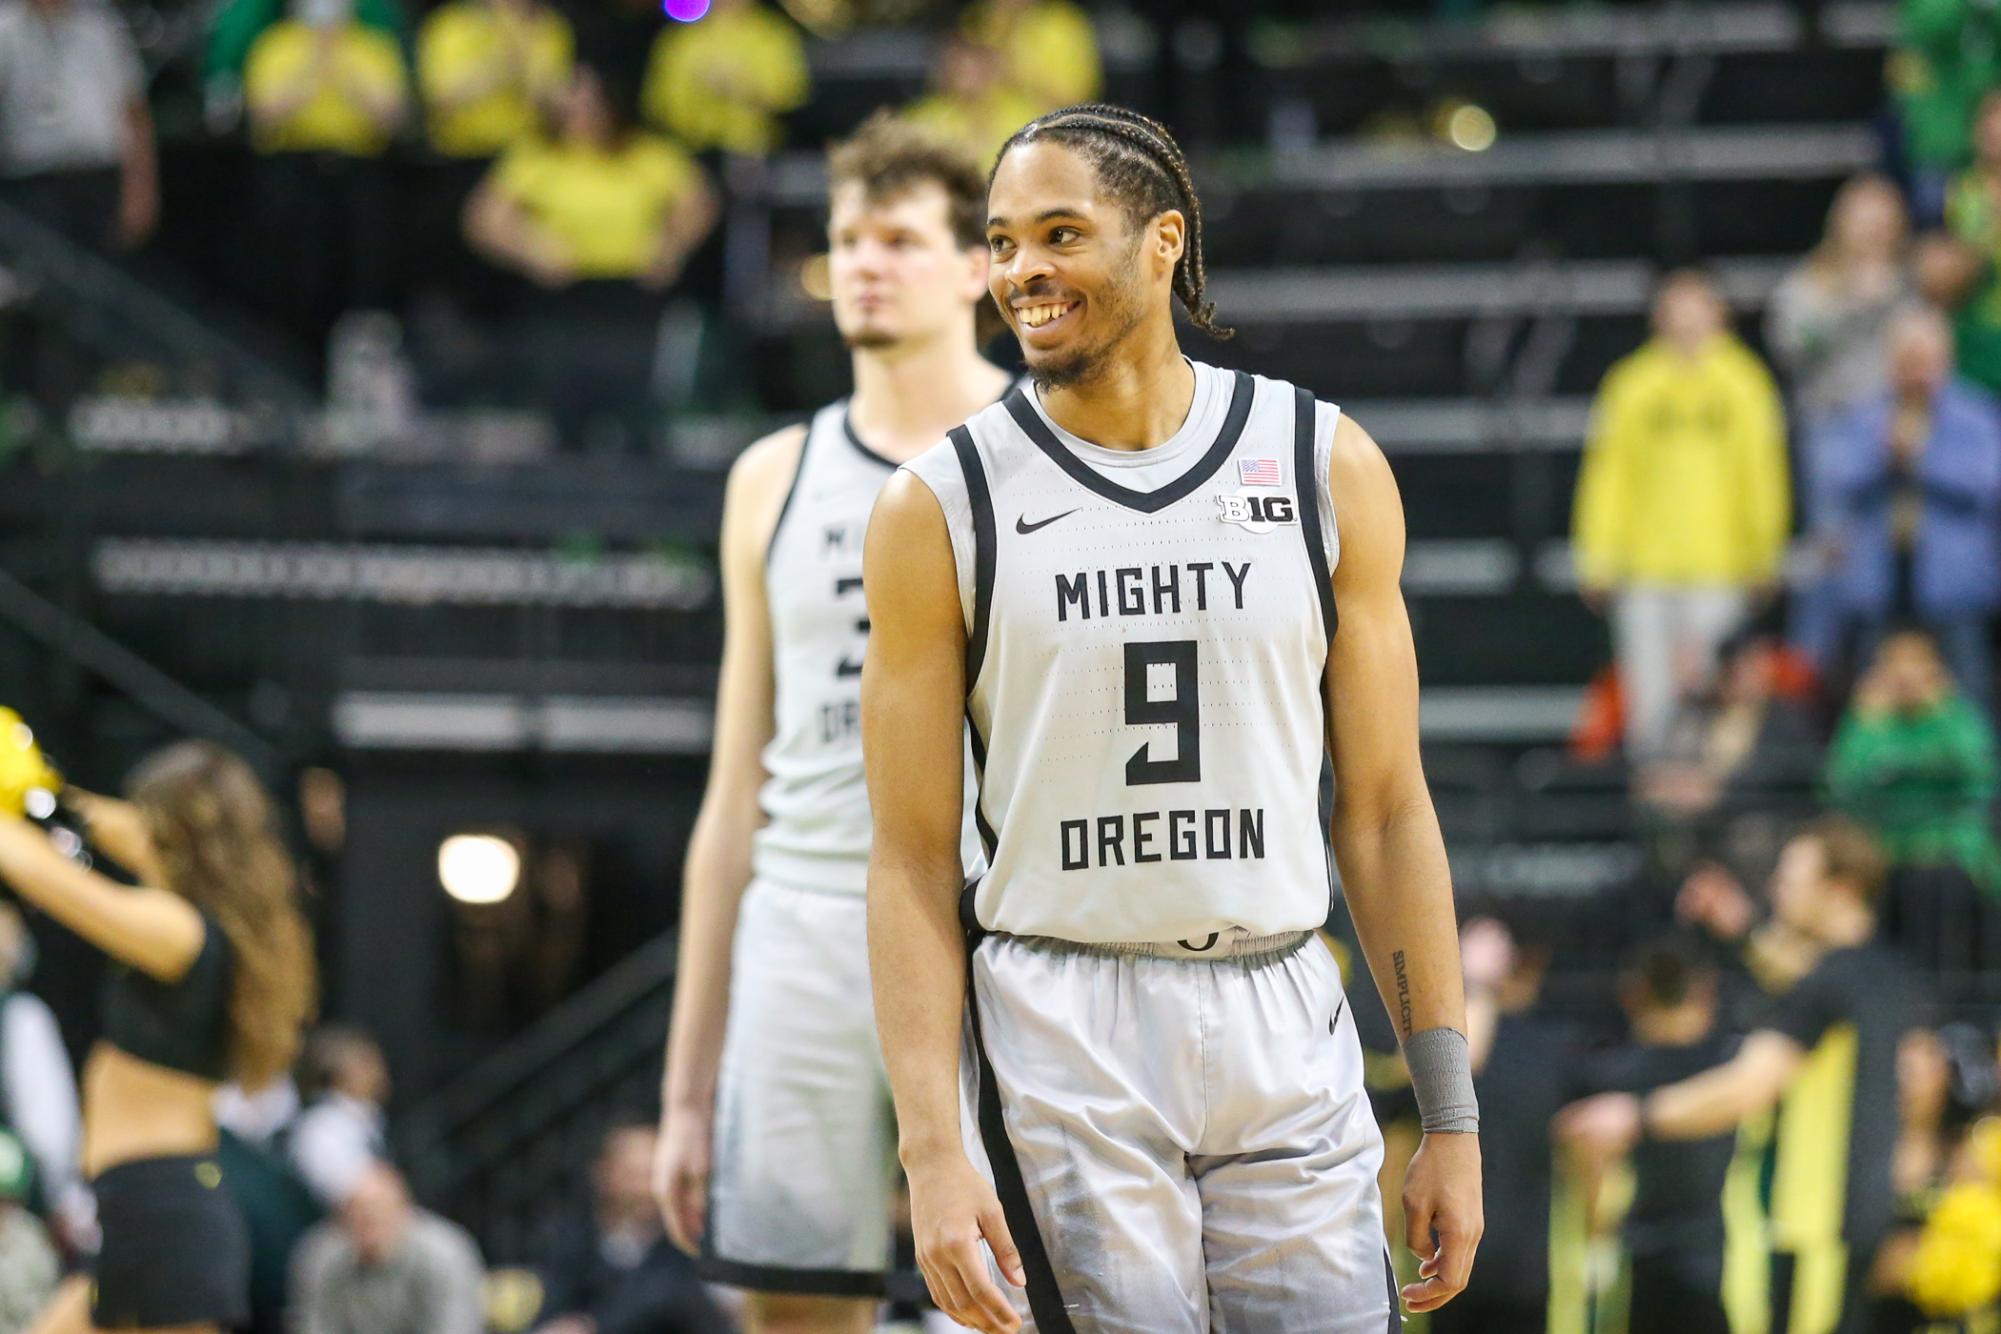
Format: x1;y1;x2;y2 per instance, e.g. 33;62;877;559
1799;815;1890;907
827;112;987;250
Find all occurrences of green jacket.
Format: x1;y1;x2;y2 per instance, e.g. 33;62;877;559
1893;0;2001;171
1824;693;2001;891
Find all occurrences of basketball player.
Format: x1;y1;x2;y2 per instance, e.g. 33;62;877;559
862;104;1483;1333
653;114;1007;1333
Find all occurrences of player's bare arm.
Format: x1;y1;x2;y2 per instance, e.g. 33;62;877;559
1322;412;1484;1314
861;471;1025;1334
655;423;802;1253
1557;1029;1804;1160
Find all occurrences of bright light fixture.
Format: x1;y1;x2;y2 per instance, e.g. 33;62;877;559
438;834;520;905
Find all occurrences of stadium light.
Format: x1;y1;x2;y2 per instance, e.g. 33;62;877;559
438;834;520;905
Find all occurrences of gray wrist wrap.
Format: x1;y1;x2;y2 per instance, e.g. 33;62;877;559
1405;1027;1479;1134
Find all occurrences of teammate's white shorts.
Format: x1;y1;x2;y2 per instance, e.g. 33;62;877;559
704;877;899;1297
960;928;1398;1333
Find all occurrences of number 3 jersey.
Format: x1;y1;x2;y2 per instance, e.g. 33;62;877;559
757;399;983;894
901;360;1343;944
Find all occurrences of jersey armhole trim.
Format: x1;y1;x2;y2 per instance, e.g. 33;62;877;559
1293;386;1337;642
947;425;997;686
760;420;813;570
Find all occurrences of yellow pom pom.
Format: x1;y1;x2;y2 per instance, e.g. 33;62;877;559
0;708;60;819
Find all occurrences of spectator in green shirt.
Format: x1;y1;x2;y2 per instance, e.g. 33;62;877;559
1824;628;2001;892
1923;91;2001;394
1890;0;2001;224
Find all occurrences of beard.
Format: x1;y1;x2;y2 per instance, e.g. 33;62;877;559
1024;239;1148;392
842;327;899;351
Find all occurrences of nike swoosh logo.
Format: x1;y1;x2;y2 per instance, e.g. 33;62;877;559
1015;509;1079;535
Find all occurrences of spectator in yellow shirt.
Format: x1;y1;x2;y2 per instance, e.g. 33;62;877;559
241;0;409;351
416;0;572;160
465;61;717;289
244;0;407;157
962;0;1100;113
1572;270;1793;756
641;0;807;158
904;36;1042;170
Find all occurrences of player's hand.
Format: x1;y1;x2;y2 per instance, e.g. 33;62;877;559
652;1106;711;1255
1400;1130;1482;1314
1554;1091;1642;1167
906;1150;1024;1334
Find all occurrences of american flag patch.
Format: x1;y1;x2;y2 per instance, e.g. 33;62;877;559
1238;457;1281;486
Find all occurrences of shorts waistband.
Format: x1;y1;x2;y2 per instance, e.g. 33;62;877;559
998;929;1312;963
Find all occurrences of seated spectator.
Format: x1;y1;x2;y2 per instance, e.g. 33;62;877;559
529;1121;723;1334
641;0;808;159
0;1129;58;1334
1808;305;2001;712
0;0;156;252
1928;91;2001;396
1824;628;2001;893
961;0;1101;114
0;902;84;1253
1766;174;1913;428
289;1163;485;1334
289;1024;391;1208
1637;628;1823;823
1888;0;2001;225
242;0;409;351
417;0;572;161
904;35;1044;170
1572;269;1792;758
466;60;716;291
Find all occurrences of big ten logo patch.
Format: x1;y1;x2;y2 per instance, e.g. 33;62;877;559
1216;492;1298;533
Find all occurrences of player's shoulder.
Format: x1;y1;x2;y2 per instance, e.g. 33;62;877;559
729;421;809;486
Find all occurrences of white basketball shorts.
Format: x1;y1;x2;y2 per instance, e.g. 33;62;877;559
703;877;899;1296
959;928;1399;1333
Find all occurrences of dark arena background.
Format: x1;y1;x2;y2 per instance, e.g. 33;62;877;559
0;0;1998;1330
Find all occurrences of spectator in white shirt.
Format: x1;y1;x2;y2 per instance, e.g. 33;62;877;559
0;0;157;249
288;1024;389;1208
0;903;84;1246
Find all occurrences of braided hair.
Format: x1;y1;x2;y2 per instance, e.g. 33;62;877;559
993;104;1232;340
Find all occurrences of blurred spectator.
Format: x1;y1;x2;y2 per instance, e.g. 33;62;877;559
1929;90;2001;395
1807;305;2001;710
416;0;572;161
289;1163;485;1334
289;1024;391;1208
464;59;717;447
0;0;156;251
1824;629;2001;892
904;35;1044;170
215;1073;303;1149
0;1128;57;1334
466;61;715;291
961;0;1102;114
242;0;409;351
217;1126;326;1334
1561;817;1929;1334
1431;917;1581;1334
1577;937;1737;1334
1637;628;1822;824
640;0;808;158
1888;0;2001;224
0;902;82;1249
1766;174;1913;426
529;1121;723;1334
206;0;403;99
1572;269;1792;756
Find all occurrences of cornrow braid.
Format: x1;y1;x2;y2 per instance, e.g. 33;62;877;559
995;103;1233;339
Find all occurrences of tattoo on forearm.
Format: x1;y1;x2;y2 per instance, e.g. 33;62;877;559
1400;956;1416;1040
1393;949;1413;1037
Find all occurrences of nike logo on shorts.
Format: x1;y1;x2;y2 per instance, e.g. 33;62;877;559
1016;508;1079;535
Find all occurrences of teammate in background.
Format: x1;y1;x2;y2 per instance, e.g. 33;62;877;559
0;734;315;1334
652;114;1007;1334
1561;817;1928;1334
865;104;1481;1332
1578;936;1739;1334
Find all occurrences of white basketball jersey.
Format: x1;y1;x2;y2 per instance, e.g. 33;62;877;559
902;361;1342;943
757;400;983;893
